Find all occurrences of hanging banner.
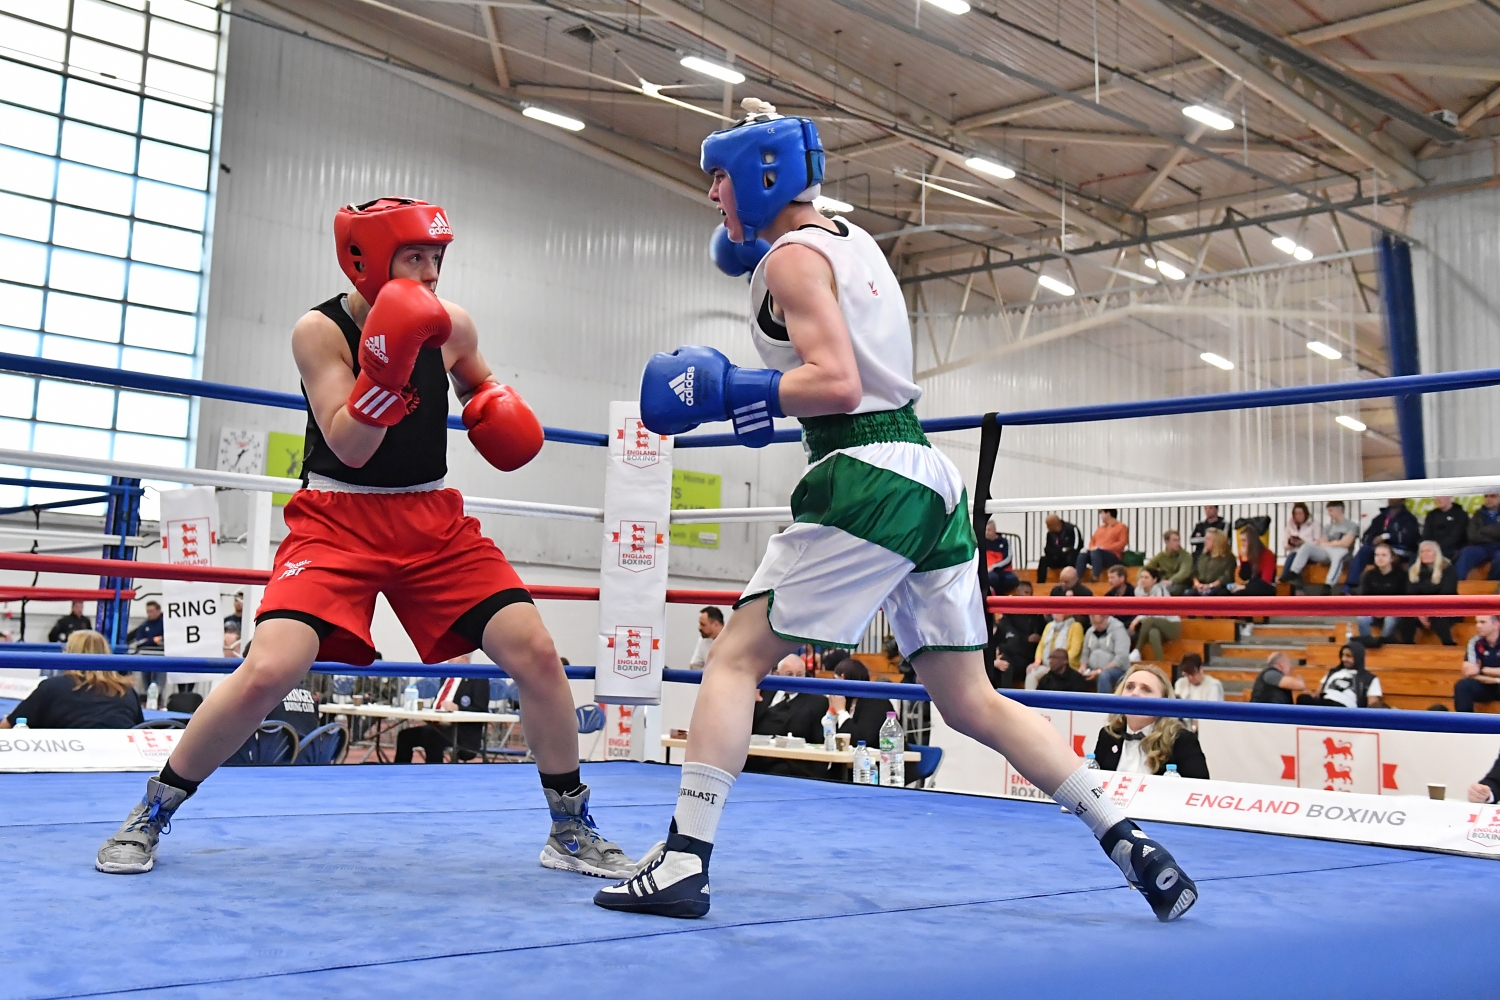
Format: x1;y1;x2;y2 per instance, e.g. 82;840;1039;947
593;402;672;706
0;728;184;772
159;487;225;681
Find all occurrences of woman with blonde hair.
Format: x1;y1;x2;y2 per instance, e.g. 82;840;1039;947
1091;664;1209;778
1188;527;1236;595
1;630;143;729
1397;539;1459;645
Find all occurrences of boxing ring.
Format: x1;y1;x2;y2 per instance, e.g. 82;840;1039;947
5;352;1500;997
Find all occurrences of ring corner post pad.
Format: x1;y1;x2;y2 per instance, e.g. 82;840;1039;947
971;413;1002;621
594;401;671;761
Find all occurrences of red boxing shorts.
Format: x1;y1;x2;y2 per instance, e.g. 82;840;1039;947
256;487;527;665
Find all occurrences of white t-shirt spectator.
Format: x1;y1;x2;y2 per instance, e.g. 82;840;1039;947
689;636;714;671
1317;667;1382;708
1174;674;1224;702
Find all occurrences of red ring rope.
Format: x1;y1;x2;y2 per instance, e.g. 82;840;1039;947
0;587;137;602
2;551;1497;614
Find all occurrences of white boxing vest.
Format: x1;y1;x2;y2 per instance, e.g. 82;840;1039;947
748;218;921;414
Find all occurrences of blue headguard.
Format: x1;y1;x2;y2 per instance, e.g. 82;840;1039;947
700;102;825;245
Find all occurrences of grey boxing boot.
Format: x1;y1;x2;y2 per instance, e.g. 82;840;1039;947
539;784;638;878
95;776;190;874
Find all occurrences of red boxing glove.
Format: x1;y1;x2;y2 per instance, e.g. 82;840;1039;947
462;382;544;472
347;278;452;427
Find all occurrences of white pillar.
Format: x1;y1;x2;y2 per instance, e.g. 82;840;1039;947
241;489;273;645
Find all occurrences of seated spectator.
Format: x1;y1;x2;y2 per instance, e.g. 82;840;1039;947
1025;594;1083;689
127;600;164;651
1188;528;1236;595
1468;746;1500;803
1173;653;1224;702
223;624;241;658
1092;664;1209;778
1356;542;1406;645
267;684;321;738
1033;647;1092;693
1457;493;1500;582
747;654;831;778
394;656;490;764
1455;614;1500;713
981;519;1019;595
1220;525;1276;597
1424;497;1470;562
1102;563;1133;627
1076;509;1128;582
688;606;724;670
1298;641;1384;708
1278;503;1321;582
990;581;1043;688
1250;651;1306;704
48;600;91;643
1055;565;1094;625
1343;499;1420;594
1082;612;1132;694
224;591;244;634
1283;500;1354;587
1;631;142;729
1144;529;1194;596
1037;514;1082;585
1128;566;1180;662
883;636;917;686
1397;539;1459;646
1189;505;1227;556
826;659;894;752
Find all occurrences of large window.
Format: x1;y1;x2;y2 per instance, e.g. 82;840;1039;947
0;0;222;518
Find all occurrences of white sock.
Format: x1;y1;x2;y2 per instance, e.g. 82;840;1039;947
1053;765;1127;840
673;762;735;844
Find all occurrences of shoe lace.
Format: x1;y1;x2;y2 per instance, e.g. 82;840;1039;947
566;804;604;845
125;794;174;837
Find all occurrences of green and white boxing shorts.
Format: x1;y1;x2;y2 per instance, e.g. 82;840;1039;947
738;404;987;660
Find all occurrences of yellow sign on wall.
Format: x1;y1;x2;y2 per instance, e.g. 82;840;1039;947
671;469;721;549
266;431;305;506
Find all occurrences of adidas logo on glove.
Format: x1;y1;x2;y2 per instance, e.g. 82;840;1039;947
670;367;695;406
428;212;452;237
366;335;389;364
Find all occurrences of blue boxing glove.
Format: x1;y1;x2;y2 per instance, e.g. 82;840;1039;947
639;346;783;447
709;224;771;278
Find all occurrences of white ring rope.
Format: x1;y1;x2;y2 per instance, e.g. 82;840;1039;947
0;526;151;546
985;473;1500;514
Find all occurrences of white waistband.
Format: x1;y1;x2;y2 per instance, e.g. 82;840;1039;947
304;473;446;494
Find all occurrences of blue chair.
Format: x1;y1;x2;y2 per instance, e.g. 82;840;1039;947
294;722;348;765
413;677;442;700
489;677;520;708
132;719;186;730
904;743;943;787
224;721;299;765
576;703;606;759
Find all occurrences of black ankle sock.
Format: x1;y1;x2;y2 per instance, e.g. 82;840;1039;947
539;768;583;796
157;760;201;798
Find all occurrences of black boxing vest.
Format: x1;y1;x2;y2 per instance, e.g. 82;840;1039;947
299;293;449;488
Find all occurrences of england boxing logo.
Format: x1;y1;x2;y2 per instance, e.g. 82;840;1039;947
619;418;662;468
1296;727;1381;794
609;626;657;679
428;211;452;237
613;520;661;573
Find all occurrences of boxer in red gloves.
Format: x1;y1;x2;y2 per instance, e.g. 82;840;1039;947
96;199;638;881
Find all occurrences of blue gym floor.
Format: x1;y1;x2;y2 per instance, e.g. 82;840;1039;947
4;762;1496;999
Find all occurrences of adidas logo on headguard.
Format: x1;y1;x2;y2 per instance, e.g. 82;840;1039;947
428;211;452;237
670;367;695;405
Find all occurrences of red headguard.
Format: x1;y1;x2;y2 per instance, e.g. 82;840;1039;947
334;198;454;303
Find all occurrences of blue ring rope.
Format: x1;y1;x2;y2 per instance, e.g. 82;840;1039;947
5;351;1500;450
4;651;1497;735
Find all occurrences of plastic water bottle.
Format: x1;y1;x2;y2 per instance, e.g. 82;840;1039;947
1164;763;1181;778
853;741;873;785
145;682;159;711
402;683;420;712
12;718;27;730
879;710;904;787
1086;753;1100;770
822;708;837;752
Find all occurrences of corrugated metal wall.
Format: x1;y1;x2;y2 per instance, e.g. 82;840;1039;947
196;19;805;596
1411;146;1500;478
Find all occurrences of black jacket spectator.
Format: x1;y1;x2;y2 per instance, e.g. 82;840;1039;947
992;611;1045;687
748;690;831;779
1398;562;1459;645
1424;504;1470;560
4;674;143;729
1251;663;1295;705
48;613;92;643
1038;518;1083;583
1035;666;1093;692
1362;504;1421;561
127;617;163;649
266;686;321;737
1359;562;1408;598
1092;727;1209;778
1475;749;1500;804
839;696;894;750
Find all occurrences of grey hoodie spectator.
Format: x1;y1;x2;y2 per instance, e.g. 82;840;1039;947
1082;613;1132;695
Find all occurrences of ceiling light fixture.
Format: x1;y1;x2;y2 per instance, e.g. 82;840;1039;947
1336;414;1367;433
1143;257;1186;280
923;0;972;14
522;107;585;131
1037;274;1075;297
1306;341;1342;360
679;55;745;84
813;195;853;214
1182;104;1235;131
1200;352;1235;371
964;156;1016;180
1293;246;1314;261
1271;236;1298;255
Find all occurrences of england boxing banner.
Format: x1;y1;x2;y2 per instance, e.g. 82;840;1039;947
159;487;225;681
594;401;672;706
0;727;183;772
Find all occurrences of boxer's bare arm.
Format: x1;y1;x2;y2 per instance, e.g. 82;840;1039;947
438;299;495;404
291;310;386;468
764;244;862;417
